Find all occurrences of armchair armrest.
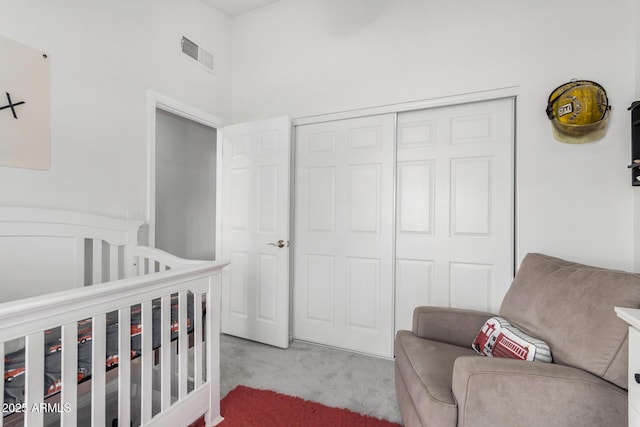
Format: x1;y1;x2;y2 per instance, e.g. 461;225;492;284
412;306;493;348
452;356;627;426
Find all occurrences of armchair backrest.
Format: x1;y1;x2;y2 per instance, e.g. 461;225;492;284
499;253;640;390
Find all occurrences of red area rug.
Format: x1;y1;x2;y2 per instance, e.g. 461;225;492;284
216;385;401;427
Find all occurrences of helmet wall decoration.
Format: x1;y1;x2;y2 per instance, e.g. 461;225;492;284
545;79;611;144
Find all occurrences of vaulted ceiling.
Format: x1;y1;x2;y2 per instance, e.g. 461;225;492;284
202;0;281;17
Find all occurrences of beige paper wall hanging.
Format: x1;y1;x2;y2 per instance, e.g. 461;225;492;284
0;35;50;170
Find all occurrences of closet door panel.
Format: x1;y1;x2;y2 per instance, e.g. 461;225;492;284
449;261;493;311
307;167;335;232
395;98;514;332
450;157;492;235
346;256;379;330
304;254;335;322
294;114;395;358
395;259;433;323
398;161;434;234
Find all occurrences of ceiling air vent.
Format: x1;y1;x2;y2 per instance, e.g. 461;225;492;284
181;36;214;73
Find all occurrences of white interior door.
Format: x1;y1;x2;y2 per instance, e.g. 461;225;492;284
395;98;515;331
293;114;396;358
221;116;291;349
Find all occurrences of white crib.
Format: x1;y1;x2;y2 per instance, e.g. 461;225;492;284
0;207;228;427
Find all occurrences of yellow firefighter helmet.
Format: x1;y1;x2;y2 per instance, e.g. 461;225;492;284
545;79;611;144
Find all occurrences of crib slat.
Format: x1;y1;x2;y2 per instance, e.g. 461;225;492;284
207;273;223;424
92;239;103;285
194;292;204;388
61;322;78;427
141;300;153;424
123;247;135;278
117;307;131;427
109;245;119;281
91;314;106;427
24;331;45;426
137;256;145;276
160;295;172;411
73;237;85;287
178;291;189;400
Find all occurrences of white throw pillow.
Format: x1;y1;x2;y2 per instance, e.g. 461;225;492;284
472;316;552;363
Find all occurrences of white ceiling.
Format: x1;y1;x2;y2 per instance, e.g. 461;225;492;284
202;0;281;17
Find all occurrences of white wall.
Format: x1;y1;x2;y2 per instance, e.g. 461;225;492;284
231;0;637;271
0;0;231;218
1;0;636;272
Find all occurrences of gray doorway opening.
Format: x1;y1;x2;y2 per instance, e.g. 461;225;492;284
155;109;217;260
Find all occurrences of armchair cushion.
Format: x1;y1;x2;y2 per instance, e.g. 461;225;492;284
452;356;627;427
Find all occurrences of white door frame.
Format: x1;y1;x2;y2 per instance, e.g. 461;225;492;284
146;90;225;258
293;86;519;126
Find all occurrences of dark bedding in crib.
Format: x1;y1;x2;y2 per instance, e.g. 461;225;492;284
3;294;196;409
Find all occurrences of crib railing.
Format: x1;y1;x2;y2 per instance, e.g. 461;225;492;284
128;246;210;276
0;257;228;427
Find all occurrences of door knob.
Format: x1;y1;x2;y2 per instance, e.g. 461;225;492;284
268;240;288;248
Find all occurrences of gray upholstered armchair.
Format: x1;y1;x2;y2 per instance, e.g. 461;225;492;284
394;253;640;426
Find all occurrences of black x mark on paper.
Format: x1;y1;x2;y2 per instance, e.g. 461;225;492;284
0;92;26;119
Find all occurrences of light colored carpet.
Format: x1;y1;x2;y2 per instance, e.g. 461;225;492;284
220;334;402;424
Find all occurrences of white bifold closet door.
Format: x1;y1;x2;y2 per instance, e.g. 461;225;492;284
293;114;396;358
293;97;514;356
395;98;514;331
